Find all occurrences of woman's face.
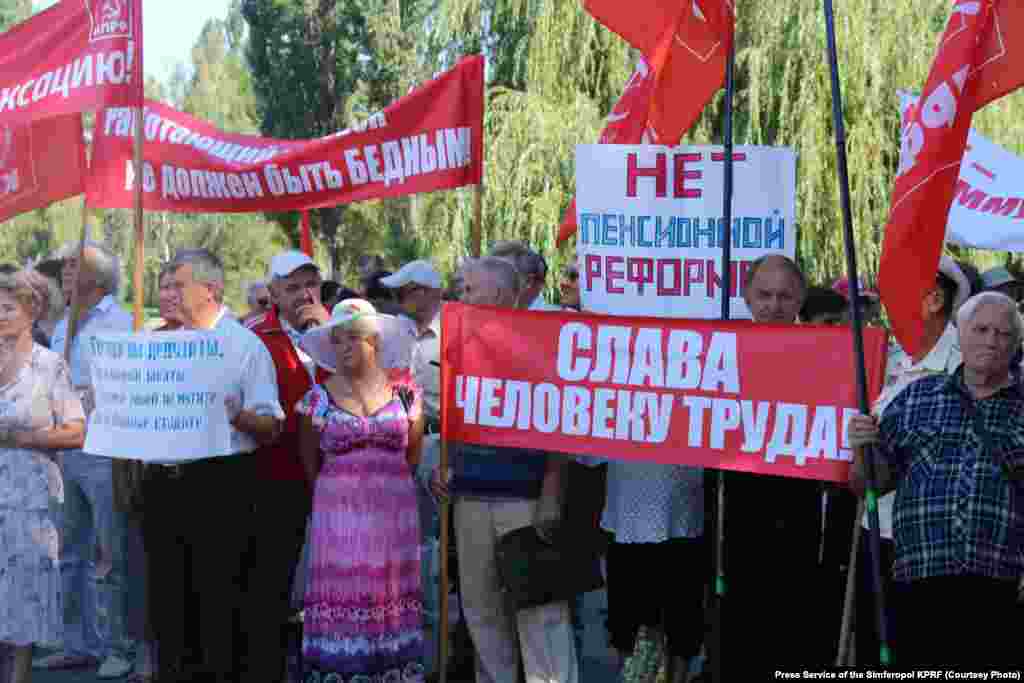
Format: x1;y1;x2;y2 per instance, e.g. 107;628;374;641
330;326;377;372
0;289;33;363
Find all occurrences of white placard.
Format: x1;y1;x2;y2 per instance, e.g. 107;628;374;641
83;331;234;462
575;144;797;319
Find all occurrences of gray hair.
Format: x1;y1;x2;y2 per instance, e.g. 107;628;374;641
744;254;807;296
463;256;522;306
956;291;1023;343
55;240;121;295
169;249;225;302
488;240;547;282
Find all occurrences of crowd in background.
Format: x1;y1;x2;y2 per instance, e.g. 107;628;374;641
0;240;1022;683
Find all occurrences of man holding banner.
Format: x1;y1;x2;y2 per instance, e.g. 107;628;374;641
144;249;283;683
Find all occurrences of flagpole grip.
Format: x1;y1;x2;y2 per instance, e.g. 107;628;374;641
131;106;145;332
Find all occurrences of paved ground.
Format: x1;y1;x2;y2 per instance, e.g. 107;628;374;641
32;590;622;683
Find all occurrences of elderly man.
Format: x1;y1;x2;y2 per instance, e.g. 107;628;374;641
488;240;560;311
717;254;835;670
432;256;577;683
849;255;969;665
241;280;272;324
143;249;284;683
242;250;329;683
850;292;1024;667
34;242;134;678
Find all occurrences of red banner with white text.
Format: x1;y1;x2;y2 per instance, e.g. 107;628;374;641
0;115;86;223
0;0;142;126
85;56;484;213
441;304;887;483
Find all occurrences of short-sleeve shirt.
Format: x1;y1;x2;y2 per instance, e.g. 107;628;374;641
209;308;285;455
410;314;440;422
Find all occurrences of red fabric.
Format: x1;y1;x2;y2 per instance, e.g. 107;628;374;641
85;55;484;213
300;210;314;257
558;1;733;244
0;0;143;126
879;0;1022;356
0;115;85;222
441;303;887;483
250;307;331;482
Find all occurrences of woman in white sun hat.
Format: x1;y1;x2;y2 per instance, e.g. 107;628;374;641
295;299;425;683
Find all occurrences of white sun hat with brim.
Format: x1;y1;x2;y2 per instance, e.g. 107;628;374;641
299;298;417;372
938;255;971;313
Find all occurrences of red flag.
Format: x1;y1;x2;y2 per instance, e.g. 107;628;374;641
556;0;733;244
0;115;85;223
300;210;314;257
879;0;1023;356
0;0;144;126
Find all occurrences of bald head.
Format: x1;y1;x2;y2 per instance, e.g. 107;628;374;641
743;255;806;324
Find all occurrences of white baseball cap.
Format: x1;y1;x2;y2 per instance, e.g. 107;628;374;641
379;260;442;290
268;250;318;280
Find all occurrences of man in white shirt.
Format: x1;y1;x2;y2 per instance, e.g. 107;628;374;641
36;241;135;678
146;248;284;683
849;255;969;666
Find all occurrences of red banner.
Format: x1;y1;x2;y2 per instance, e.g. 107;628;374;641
85;56;484;213
0;0;142;126
441;304;887;483
0;115;85;223
879;1;1024;356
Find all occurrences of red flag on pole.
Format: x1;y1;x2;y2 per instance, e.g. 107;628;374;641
879;0;1024;356
300;210;314;257
556;0;734;244
0;115;86;223
0;0;144;125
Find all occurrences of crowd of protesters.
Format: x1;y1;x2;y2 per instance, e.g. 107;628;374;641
0;237;1022;683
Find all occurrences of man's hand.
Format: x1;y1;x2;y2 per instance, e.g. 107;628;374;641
429;466;451;501
848;414;880;449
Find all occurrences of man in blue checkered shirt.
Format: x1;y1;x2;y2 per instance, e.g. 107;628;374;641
850;291;1024;668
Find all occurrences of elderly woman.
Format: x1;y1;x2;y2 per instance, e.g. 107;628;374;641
297;299;424;682
850;291;1024;668
0;271;86;683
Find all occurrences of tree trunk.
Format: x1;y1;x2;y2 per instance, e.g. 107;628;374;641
318;206;343;279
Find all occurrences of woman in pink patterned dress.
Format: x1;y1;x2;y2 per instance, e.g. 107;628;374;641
297;299;424;683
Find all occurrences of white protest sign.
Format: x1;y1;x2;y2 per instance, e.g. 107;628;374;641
84;331;234;462
575;144;797;319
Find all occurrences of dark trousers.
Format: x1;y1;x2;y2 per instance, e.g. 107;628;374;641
855;533;896;666
892;574;1018;668
606;536;707;659
241;478;311;683
141;456;254;683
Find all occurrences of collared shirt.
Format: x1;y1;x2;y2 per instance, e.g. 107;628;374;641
207;307;285;455
281;318;316;381
50;294;133;391
877;367;1024;582
863;324;962;537
410;313;441;422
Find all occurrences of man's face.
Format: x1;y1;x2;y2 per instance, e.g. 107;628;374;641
559;265;580;308
61;247;102;303
158;274;182;324
460;268;501;307
169;264;213;324
249;286;271;312
397;283;441;322
270;265;323;330
744;265;804;324
960;303;1017;377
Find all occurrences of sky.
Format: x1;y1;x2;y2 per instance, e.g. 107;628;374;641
35;0;235;84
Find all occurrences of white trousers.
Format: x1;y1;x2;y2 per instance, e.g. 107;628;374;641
455;498;578;683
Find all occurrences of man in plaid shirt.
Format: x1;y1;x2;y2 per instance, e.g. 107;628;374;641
850;291;1024;667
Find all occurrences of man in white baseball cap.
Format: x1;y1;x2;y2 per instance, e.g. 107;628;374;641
242;249;330;683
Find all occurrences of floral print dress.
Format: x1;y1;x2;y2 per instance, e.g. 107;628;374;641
0;344;84;646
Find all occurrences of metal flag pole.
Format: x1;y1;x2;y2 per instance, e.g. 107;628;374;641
709;29;737;683
823;0;891;666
